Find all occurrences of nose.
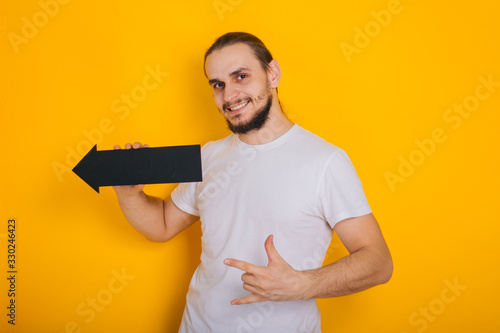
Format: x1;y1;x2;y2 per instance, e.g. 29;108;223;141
223;83;239;103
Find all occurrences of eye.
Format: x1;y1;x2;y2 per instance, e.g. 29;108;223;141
213;82;224;89
237;74;246;80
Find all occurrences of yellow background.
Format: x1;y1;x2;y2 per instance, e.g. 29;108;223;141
1;0;499;332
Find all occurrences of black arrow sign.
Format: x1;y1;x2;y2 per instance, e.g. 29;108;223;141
72;144;202;193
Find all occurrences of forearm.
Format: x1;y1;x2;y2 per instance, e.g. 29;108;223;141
301;246;393;299
115;190;166;242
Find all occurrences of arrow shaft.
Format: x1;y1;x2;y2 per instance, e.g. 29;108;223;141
96;146;201;186
73;145;202;192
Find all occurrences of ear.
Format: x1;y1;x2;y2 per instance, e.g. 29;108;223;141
267;59;281;89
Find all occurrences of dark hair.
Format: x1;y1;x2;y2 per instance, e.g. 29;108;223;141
203;32;274;77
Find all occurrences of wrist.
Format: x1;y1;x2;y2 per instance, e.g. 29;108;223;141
297;270;316;300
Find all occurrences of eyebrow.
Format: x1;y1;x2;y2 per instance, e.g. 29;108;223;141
208;67;251;85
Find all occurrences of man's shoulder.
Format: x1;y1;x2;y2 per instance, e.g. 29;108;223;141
201;133;234;150
292;125;343;156
199;133;236;161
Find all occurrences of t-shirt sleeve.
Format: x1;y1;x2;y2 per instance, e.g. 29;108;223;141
318;148;372;229
171;140;217;217
171;181;200;217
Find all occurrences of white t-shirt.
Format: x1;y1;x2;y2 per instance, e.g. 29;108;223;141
171;124;371;333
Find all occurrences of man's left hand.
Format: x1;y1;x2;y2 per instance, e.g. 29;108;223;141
224;235;309;305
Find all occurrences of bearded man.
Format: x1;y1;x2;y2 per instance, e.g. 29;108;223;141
113;32;393;333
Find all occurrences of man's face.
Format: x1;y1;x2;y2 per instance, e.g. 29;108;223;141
205;43;273;134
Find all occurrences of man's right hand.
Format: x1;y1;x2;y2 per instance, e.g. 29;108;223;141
112;142;150;197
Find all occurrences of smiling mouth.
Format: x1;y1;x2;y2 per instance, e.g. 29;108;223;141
227;100;250;112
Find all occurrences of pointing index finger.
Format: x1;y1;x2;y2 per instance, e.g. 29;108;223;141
224;258;258;273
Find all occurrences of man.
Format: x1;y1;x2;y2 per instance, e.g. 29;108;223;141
113;32;392;332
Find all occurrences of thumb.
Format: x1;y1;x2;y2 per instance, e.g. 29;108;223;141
265;234;281;265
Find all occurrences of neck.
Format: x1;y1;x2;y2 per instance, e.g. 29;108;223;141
237;96;294;145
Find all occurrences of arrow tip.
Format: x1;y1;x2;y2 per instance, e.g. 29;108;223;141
72;144;100;193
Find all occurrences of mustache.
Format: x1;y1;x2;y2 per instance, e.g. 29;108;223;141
223;97;252;112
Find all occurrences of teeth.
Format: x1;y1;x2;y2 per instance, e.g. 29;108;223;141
229;101;249;111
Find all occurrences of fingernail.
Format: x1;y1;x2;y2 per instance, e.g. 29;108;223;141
224;259;230;265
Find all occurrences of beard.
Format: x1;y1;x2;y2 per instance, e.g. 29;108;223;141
224;89;273;135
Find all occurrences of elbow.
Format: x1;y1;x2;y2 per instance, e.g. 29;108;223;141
360;246;393;286
377;255;393;285
145;235;168;243
143;220;173;243
144;231;172;243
